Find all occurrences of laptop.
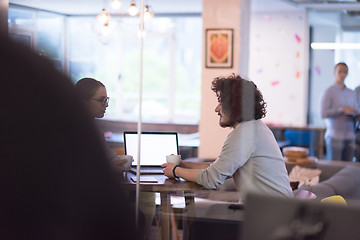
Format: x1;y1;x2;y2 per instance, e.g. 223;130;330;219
124;131;180;174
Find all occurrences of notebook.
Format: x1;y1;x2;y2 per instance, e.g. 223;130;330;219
124;131;180;174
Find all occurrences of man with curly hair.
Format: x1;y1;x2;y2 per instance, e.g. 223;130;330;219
162;74;293;202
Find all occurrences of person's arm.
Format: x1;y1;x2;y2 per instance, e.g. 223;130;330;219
179;160;210;169
320;89;343;118
161;162;202;182
342;90;358;115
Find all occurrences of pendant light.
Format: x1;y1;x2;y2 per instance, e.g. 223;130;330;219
144;5;154;21
111;0;122;10
128;1;139;16
97;8;111;25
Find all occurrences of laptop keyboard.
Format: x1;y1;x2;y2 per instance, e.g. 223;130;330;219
130;167;164;174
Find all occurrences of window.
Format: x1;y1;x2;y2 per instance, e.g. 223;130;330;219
8;5;65;72
335;31;360;90
37;11;65;71
68;16;202;124
308;11;360;126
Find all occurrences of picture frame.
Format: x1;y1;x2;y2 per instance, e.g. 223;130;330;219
205;28;234;68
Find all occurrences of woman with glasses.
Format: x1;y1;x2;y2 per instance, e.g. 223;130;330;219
76;78;155;237
75;78;110;119
75;78;132;172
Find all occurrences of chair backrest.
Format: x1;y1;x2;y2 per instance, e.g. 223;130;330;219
284;130;311;147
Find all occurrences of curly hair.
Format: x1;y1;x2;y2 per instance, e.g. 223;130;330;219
211;74;267;126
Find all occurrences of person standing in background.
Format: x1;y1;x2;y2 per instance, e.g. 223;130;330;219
353;85;360;161
321;62;359;161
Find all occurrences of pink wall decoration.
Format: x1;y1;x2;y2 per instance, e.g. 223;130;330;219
249;12;307;126
315;66;321;76
271;80;280;86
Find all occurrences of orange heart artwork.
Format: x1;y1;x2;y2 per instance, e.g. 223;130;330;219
210;33;229;63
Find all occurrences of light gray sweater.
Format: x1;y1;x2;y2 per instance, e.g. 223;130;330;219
197;120;293;202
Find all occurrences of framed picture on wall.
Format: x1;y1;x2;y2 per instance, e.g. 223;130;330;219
205;28;233;68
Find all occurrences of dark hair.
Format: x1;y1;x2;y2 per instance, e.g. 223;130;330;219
1;35;140;239
334;62;348;72
75;78;105;100
211;74;267;125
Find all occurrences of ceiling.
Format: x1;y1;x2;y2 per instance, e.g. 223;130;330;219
9;0;203;15
8;0;360;15
283;0;360;10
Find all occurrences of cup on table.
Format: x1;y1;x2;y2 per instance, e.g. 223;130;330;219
117;155;134;169
166;154;181;165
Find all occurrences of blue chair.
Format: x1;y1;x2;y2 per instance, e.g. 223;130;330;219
284;130;315;156
284;130;311;147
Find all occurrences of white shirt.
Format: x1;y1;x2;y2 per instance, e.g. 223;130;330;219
197;120;293;202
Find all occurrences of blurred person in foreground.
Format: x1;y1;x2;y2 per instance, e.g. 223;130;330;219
0;34;142;239
321;62;359;161
75;78;132;172
162;74;293;203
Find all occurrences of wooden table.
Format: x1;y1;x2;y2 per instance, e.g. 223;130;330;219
122;173;204;240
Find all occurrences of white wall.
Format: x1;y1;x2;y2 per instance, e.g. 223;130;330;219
198;0;250;159
199;4;310;159
248;11;309;126
308;25;337;126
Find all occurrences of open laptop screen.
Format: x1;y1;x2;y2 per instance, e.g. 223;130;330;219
124;131;179;166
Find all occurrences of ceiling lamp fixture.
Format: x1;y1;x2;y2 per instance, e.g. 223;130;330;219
111;0;122;10
128;1;139;16
101;22;112;36
144;5;154;21
311;42;360;50
97;8;111;24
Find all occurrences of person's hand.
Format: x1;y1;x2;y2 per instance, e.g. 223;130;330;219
112;158;133;173
161;162;176;178
343;107;357;114
179;160;185;167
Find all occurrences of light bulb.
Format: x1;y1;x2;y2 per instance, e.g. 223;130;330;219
128;1;138;16
101;23;111;36
97;9;111;24
143;5;151;21
111;0;122;9
144;12;151;21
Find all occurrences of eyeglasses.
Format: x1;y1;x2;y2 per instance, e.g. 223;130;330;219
92;97;109;105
